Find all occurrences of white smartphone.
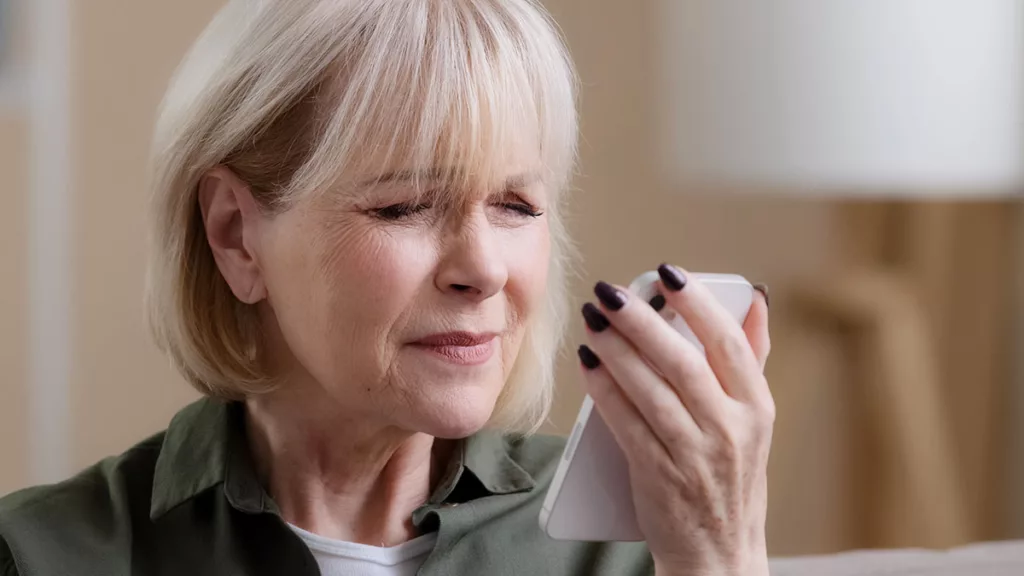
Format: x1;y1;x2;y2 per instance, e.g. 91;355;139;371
539;271;755;541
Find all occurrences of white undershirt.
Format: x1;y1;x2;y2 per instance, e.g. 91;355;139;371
288;523;438;576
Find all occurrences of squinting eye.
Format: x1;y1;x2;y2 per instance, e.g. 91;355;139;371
502;202;544;218
371;202;431;221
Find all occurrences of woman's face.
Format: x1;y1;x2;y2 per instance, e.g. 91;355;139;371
254;151;550;438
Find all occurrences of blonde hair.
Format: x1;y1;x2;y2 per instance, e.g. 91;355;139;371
145;0;579;432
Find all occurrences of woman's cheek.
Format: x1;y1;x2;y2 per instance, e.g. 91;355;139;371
503;222;551;317
348;226;436;283
313;222;441;329
311;219;381;279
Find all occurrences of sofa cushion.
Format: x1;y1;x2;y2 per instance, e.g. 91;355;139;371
769;541;1024;575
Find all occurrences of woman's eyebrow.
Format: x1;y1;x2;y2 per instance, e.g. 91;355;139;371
363;169;444;187
359;170;540;191
502;172;540;190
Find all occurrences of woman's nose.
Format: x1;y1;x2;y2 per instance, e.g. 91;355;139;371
435;218;508;301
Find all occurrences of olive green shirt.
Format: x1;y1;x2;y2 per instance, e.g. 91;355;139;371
0;399;653;575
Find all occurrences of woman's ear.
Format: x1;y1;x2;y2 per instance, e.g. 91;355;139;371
197;166;268;304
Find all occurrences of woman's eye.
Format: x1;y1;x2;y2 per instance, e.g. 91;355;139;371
502;202;544;218
371;202;431;221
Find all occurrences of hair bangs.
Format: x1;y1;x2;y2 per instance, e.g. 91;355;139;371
290;0;577;211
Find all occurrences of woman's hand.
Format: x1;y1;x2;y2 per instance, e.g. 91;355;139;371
577;264;773;576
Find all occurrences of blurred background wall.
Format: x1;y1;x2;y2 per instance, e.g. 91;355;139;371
1;0;1021;557
0;0;201;497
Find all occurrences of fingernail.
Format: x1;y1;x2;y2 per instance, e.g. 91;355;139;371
753;283;770;309
648;293;666;312
582;303;610;333
594;281;628;311
578;345;601;370
657;264;687;292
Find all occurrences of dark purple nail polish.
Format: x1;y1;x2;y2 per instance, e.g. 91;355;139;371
753;283;770;309
578;345;601;370
649;293;666;312
657;264;687;292
594;281;628;311
582;303;610;333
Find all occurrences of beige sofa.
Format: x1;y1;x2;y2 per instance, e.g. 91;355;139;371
769;541;1024;575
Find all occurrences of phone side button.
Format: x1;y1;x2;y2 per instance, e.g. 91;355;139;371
564;421;583;462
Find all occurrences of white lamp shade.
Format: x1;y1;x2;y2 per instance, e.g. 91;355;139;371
658;0;1024;196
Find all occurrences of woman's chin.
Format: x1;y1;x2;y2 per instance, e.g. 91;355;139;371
407;391;500;439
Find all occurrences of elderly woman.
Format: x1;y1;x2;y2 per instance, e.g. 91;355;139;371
0;1;773;575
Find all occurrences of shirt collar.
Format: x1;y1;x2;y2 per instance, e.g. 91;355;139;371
462;432;536;495
150;398;249;519
150;398;536;521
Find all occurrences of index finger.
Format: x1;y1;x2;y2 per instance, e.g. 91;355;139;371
744;288;771;370
657;264;763;401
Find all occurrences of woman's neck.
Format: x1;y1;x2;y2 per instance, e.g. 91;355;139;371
244;390;454;547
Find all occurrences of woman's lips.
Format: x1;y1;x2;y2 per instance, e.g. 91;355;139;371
411;332;498;366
